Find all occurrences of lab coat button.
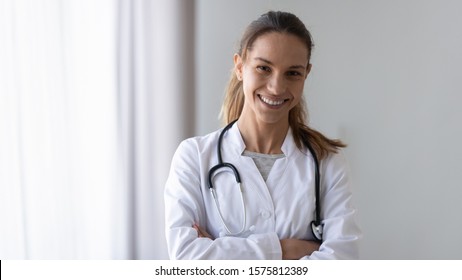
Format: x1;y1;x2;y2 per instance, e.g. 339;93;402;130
261;210;271;219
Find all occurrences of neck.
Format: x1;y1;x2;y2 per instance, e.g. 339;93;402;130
237;117;289;154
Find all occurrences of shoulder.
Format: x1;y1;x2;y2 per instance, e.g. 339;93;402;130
321;150;349;180
320;150;351;194
323;150;348;170
176;129;221;154
171;128;222;166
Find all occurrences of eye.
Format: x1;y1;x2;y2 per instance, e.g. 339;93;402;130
256;65;271;73
287;71;302;77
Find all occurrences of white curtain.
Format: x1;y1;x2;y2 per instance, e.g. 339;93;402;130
0;0;194;259
117;0;195;259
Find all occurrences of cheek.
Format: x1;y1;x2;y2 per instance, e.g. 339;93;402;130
291;83;305;99
242;74;264;96
287;85;305;109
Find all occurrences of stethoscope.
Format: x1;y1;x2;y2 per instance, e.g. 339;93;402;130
207;119;323;242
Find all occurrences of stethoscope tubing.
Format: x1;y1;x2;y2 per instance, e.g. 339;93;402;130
302;137;323;240
207;119;323;241
208;120;245;235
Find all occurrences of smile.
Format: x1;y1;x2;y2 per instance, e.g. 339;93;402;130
258;95;288;106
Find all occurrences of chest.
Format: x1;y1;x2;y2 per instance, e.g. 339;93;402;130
203;154;317;239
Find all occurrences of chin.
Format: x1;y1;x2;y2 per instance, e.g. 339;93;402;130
256;114;289;126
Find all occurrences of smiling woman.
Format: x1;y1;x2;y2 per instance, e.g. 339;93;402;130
222;12;345;159
235;32;310;149
164;11;361;260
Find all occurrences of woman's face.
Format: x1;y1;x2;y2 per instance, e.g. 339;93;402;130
235;32;311;126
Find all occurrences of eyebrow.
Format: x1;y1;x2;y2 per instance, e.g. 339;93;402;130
254;57;306;69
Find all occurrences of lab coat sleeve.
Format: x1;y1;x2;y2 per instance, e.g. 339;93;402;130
164;140;282;260
305;151;361;260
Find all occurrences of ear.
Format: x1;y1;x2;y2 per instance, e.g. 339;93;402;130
305;63;312;79
234;53;243;81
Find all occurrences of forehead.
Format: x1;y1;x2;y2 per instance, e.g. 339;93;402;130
247;32;309;66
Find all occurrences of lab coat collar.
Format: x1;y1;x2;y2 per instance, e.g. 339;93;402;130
227;122;297;157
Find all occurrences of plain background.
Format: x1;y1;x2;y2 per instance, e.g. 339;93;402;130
195;0;462;259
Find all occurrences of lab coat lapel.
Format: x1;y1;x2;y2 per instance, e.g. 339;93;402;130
265;129;295;197
224;124;275;208
223;125;300;207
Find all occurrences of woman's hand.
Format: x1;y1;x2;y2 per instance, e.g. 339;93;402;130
280;239;320;260
193;223;214;240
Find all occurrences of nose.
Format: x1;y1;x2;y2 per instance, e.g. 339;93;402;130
267;73;287;96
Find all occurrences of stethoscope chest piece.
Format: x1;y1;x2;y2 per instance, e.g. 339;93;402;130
311;221;323;242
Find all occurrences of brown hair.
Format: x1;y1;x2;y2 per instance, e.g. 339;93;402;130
221;11;345;159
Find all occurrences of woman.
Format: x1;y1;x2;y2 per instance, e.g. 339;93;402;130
164;11;361;259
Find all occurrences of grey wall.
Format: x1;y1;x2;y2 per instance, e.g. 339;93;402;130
196;0;462;259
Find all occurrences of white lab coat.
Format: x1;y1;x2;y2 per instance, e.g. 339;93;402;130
164;123;361;259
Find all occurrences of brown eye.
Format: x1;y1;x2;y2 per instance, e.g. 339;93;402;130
257;66;271;72
287;71;302;77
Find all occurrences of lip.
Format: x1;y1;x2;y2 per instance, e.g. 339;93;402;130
257;94;290;108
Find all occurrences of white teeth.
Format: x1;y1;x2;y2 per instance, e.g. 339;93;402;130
260;95;285;106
